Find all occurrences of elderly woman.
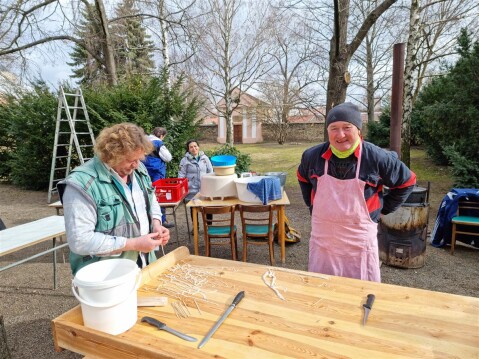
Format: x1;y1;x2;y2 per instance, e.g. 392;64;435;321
58;123;170;275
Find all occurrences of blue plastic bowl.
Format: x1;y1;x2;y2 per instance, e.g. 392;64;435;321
211;155;237;167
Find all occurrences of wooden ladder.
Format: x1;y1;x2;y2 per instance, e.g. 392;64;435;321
47;87;95;203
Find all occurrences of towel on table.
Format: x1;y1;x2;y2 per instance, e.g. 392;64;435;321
246;177;282;205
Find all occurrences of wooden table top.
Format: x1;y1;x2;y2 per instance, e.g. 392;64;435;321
185;191;290;207
0;215;65;256
52;247;479;359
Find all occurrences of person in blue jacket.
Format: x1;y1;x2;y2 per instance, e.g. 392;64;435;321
143;127;174;228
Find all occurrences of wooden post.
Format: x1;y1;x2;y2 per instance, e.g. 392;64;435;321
390;43;405;158
0;316;12;359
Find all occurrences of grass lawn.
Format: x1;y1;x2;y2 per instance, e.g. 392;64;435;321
203;142;454;194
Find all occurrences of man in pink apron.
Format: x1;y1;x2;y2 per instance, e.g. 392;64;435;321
297;103;416;282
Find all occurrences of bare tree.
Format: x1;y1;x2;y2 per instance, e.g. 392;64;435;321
282;0;399;140
190;0;271;146
137;0;198;86
258;7;324;144
0;0;119;85
350;0;408;123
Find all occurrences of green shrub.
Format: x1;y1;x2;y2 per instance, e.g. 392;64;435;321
0;71;201;190
2;82;57;189
366;106;390;147
205;144;252;175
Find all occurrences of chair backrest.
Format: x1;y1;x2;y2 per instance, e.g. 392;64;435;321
458;199;479;217
199;205;236;234
237;204;275;236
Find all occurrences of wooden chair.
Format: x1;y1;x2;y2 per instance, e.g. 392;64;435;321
451;199;479;255
238;204;276;265
199;205;238;260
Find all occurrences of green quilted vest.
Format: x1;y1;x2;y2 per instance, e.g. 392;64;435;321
59;157;157;274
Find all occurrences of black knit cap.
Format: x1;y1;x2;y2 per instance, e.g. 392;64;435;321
326;102;362;130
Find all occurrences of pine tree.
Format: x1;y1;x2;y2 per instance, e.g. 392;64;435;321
67;3;108;86
112;0;155;80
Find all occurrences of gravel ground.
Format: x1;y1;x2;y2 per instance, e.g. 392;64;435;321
0;183;478;358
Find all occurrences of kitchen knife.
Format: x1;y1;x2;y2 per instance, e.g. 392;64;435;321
362;294;375;326
198;291;245;349
141;316;197;342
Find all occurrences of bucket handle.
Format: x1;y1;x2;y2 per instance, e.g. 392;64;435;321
72;269;142;308
240;172;252;178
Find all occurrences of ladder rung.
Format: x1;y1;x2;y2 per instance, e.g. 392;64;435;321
64;93;81;96
55;167;68;170
58;132;71;134
79;145;93;148
75;132;91;135
57;143;71;146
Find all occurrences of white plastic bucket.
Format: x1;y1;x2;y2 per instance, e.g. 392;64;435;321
72;259;141;335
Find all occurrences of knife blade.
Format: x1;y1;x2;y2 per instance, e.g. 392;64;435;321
362;294;375;326
198;291;245;349
141;316;197;342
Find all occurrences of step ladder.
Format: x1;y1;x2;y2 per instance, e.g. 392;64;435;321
47;87;95;203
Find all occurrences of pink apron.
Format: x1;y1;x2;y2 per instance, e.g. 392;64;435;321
308;143;380;282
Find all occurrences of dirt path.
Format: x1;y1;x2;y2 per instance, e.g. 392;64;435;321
0;183;477;358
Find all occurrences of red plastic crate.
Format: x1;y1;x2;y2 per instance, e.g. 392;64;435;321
152;178;188;203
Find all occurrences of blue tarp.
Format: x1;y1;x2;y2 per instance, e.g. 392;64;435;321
430;188;479;248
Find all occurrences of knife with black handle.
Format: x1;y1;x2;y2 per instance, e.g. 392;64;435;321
141;316;197;342
362;294;375;326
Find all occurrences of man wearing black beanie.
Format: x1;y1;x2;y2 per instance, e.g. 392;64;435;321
297;102;416;282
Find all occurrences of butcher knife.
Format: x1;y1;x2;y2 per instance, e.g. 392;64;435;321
362;294;375;326
141;316;197;342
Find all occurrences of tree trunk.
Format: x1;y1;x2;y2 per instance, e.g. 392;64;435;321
225;93;234;146
402;0;420;167
159;0;171;89
95;0;118;86
325;0;398;141
366;36;376;125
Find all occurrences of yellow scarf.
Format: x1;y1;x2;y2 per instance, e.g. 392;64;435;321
330;138;360;159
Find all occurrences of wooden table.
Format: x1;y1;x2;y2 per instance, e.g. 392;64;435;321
0;216;67;289
49;200;63;215
186;191;290;264
49;198;190;244
52;247;479;358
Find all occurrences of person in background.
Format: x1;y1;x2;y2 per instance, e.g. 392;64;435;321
178;139;213;226
297;102;416;282
143;127;174;228
58;123;170;275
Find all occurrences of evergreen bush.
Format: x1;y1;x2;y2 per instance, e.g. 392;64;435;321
413;29;479;186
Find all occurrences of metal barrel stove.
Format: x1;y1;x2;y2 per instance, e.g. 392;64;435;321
378;184;430;269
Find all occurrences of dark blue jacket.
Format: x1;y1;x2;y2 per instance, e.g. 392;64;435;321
297;140;416;223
